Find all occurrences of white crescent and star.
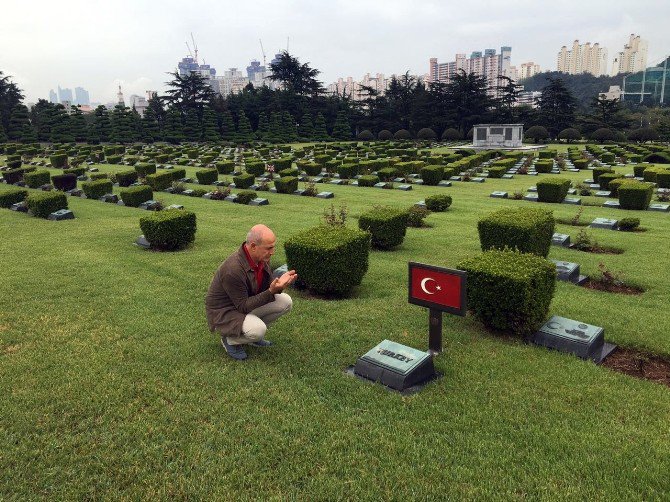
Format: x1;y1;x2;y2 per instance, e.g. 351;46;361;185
420;277;441;295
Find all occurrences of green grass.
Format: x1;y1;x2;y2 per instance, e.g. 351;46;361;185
2;152;670;498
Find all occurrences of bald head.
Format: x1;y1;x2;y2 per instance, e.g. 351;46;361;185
245;224;276;263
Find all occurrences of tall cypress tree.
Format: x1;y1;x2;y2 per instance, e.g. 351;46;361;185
256;112;270;141
92;105;112;143
331;110;352;141
69;106;87;142
110;104;134;143
182;110;201;141
201;107;220;142
20;123;38;143
7;104;30;141
49;105;74;143
30;100;55;141
236;110;254;143
268;112;282;143
280;111;297;143
220;111;236;142
313;112;330;141
142;105;161;142
0;122;8;143
130;108;143;143
298;112;314;140
162;108;184;144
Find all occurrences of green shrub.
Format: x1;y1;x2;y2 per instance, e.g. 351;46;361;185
139;209;196;251
146;171;174;191
196;168;218;185
49;153;68;168
643;152;670;164
487;166;507;179
538;150;556;159
245;161;266;176
235;190;257;205
82;179;113;199
215;160;235;174
303;163;323;177
171;169;186;181
425;194;452;212
233;173;254;189
63;167;86;177
186;188;207;197
592;167;613;183
608;178;634;197
284;225;370;296
618;217;640;231
573;159;589;169
274;176;299;194
459;249;556;336
26;191;68;218
478;207;555;257
357;175;379;187
377;167;399;181
0;187;28;208
89;173;109;181
358;206;408;250
420;165;444;185
51;173;77;191
278;167;299;178
406;205;431;227
134;162;156;177
598;172;623;190
633;164;650;178
107;154;123;164
2;168;24;184
120;185;153;207
337;164;358;180
274;157;293;171
116;170;139;187
534;159;553;173
23;170;51;188
536;178;570;203
618;183;653;210
642;166;666;183
656;170;670;189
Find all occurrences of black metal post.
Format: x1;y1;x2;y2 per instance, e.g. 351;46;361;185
428;308;442;354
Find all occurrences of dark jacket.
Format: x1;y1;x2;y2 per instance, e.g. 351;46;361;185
205;244;274;336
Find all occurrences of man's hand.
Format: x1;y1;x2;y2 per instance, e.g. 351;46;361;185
269;270;298;294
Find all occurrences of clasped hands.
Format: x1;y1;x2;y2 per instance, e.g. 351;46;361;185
269;269;298;294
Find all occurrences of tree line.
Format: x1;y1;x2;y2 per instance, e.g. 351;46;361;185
1;52;669;145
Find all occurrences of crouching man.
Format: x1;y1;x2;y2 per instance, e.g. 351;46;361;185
206;224;297;360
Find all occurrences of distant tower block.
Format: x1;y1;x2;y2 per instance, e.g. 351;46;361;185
117;85;125;106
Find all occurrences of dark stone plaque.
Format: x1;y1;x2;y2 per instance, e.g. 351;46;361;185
438;181;452;187
374;182;387;188
595;191;611;197
40;184;53;191
523;193;538;201
249;198;269;206
584;178;594;184
527;186;537;192
551;233;570;247
529;315;616;363
182;189;195;196
166;204;184;210
353;340;435;391
393;177;406;183
471;177;485;183
66;188;83;197
589;217;618;230
315;191;334;199
329;179;346;185
502;174;514;179
77;175;88;181
135;235;151;248
414;200;427;209
549;259;586;284
212;180;227;187
603;200;621;209
412;179;424;185
99;194;119;203
449;176;462;181
527;172;538;176
48;209;75;221
589;183;601;189
648;203;670;212
312;177;323;183
139;200;161;211
10;201;28;212
224;195;238;203
490;191;508;199
562;197;582;205
272;264;288;279
567;188;577;195
397;184;412;191
88;167;99;172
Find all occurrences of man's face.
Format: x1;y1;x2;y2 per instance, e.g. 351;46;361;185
249;234;276;263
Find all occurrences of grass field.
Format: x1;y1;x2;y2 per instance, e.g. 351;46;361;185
1;147;670;499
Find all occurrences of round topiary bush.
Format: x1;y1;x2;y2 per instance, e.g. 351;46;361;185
558;128;581;142
393;129;411;141
591;128;616;143
377;130;393;141
357;130;374;141
416;128;437;140
525;126;549;143
441;128;462;141
425;194;452;212
358;206;408;250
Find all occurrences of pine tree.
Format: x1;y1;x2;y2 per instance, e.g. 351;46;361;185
331;110;352;141
92;105;112;143
69;106;87;142
280;111;298;143
220;111;236;141
49;105;74;143
256;112;270;141
0;122;7;143
142;105;161;142
162;108;185;144
110;104;134;143
268;112;283;143
130;108;143;143
313;112;330;141
236;110;254;143
7;104;30;141
183;110;201;141
298;112;314;140
201;107;220;142
20;123;38;143
29;100;55;141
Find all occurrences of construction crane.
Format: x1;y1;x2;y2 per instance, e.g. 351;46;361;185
259;39;266;66
186;33;199;63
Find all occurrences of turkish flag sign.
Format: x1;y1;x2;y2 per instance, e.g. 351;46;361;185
408;262;467;316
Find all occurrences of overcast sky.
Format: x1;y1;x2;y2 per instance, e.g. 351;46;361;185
2;0;668;104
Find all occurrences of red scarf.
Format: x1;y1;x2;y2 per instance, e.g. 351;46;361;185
243;244;264;291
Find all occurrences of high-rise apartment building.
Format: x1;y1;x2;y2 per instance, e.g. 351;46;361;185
557;40;608;77
519;62;541;80
428;46;513;97
58;86;73;103
327;73;394;101
611;34;648;76
74;87;90;106
49;89;58;103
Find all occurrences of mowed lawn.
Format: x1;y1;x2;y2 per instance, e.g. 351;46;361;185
1;150;670;499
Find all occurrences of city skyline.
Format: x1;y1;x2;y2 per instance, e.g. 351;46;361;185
3;0;668;104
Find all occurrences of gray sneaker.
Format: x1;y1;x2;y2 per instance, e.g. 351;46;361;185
251;339;273;347
221;337;247;360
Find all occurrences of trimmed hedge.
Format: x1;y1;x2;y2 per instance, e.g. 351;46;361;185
0;187;28;208
134;162;156;177
534;159;553;173
358;206;408;250
487;166;507;179
478;207;555;257
171;169;186;181
303;163;323;177
26;191;68;218
657;170;670;189
24;170;51;189
572;159;589;169
420;165;444;185
146;171;174;191
337;164;358;180
592;167;613;184
274;176;299;194
215;160;235;174
139;209;196;251
3;168;24;184
51;173;77;191
233;173;255;189
245;161;266;177
116;170;139;187
284;225;370;296
459;249;556;336
63;167;86;177
599;173;623;190
235;190;257;205
618;183;653;210
278;167;299;178
425;194;452;212
49;153;68;168
120;185;153;207
82;179;113;199
358;175;379;187
377;167;399;181
608;178;633;197
196;168;218;185
536;178;570;203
